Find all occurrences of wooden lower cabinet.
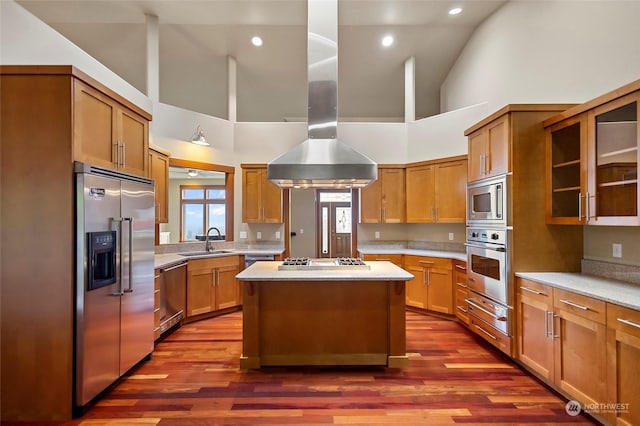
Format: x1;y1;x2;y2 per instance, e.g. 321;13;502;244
186;256;241;317
516;277;611;423
154;269;161;340
404;255;452;314
606;303;640;426
517;278;555;381
453;260;468;324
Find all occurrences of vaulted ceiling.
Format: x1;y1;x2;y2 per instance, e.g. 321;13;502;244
16;0;506;122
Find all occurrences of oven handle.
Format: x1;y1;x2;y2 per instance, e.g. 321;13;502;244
464;242;506;252
465;297;507;321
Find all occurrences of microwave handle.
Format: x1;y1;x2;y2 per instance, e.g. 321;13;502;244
495;183;503;219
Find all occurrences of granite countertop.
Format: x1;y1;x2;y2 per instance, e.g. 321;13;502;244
236;260;414;282
516;272;640;311
358;247;467;262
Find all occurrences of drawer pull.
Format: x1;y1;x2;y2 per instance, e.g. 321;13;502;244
455;264;467;271
456;282;468;288
456;305;468;313
617;318;640;330
559;299;589;311
376;258;391;261
520;286;545;295
475;324;498;340
419;260;435;265
465;298;507;321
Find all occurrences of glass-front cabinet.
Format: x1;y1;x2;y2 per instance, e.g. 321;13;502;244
545;83;640;226
588;92;639;225
547;114;587;224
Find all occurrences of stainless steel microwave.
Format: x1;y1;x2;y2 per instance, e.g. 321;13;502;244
467;175;508;226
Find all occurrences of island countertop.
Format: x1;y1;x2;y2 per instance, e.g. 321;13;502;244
236;260;413;281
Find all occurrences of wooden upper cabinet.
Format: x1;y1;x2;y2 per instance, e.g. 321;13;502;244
242;165;283;223
545;114;588;225
544;80;640;226
360;167;405;223
406;157;467;223
73;78;149;176
149;148;169;224
467;114;509;182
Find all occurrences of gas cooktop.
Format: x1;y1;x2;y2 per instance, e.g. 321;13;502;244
277;257;370;271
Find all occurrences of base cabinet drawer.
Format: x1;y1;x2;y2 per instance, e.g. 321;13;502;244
469;315;512;355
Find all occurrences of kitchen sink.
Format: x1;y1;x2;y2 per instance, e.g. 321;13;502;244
179;250;233;257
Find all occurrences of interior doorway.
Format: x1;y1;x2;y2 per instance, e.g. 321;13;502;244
317;190;352;258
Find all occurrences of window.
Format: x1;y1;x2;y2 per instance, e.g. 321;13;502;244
180;185;226;241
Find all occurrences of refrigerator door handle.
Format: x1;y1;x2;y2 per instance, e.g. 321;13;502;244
111;217;125;296
123;217;134;293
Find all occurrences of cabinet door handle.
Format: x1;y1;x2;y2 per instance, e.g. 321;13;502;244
586;192;596;220
485;152;490;174
475;324;497;340
520;286;545;295
544;309;549;336
578;192;584;220
559;299;589;311
418;260;434;265
113;142;120;166
455;264;467;271
617;318;640;329
121;143;126;167
427;268;431;286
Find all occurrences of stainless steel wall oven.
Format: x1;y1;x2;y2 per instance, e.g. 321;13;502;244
465;226;513;339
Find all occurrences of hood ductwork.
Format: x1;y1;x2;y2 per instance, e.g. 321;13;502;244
267;0;377;189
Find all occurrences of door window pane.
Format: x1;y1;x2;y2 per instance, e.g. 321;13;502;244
335;207;351;233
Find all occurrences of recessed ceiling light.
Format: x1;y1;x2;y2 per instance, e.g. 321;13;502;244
449;7;463;15
381;35;394;47
251;36;263;47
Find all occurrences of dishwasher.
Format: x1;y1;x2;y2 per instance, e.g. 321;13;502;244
159;262;186;335
244;254;275;268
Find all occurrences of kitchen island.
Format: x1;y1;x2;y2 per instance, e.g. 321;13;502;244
236;260;413;369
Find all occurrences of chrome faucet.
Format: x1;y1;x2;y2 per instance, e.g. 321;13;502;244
205;226;221;252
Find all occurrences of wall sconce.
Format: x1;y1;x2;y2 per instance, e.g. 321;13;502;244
190;125;209;146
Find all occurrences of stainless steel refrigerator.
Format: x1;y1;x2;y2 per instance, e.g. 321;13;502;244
74;162;154;408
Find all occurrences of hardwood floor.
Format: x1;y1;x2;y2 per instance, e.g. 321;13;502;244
11;311;597;425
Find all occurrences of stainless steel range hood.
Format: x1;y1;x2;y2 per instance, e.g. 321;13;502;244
267;0;377;189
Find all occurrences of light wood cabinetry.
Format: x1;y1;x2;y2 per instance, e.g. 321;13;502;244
74;78;149;176
154;269;161;340
467;114;509;182
606;303;640;426
360;167;405;223
516;278;555;381
516;277;608;421
1;65;152;421
453;260;469;325
149;147;169;224
404;255;452;314
545;80;640;225
406;157;467;223
361;253;403;267
241;164;283;223
186;256;241;317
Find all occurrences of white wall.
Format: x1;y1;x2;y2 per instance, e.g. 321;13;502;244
0;0;151;113
408;103;488;161
441;0;640;113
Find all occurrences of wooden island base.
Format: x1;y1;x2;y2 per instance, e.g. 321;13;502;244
240;279;407;369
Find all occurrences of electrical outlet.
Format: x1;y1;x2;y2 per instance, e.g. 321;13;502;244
239;231;247;239
375;231;380;239
448;232;454;241
256;231;262;240
300;228;304;234
613;243;622;258
275;231;281;240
